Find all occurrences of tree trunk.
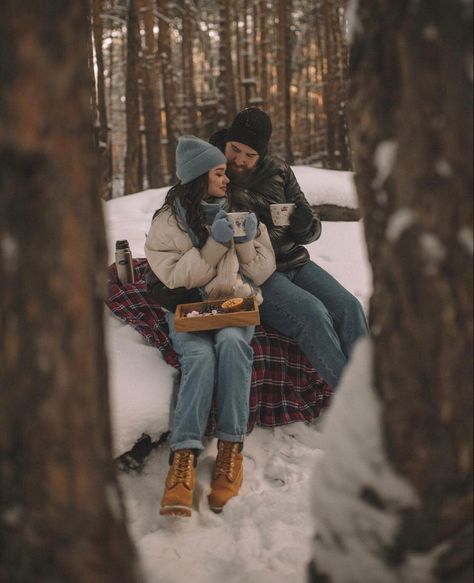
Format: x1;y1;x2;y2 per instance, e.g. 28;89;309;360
234;2;245;109
259;0;268;109
276;0;293;162
309;1;473;581
92;0;113;199
217;0;236;127
157;0;177;181
140;0;164;187
0;2;141;582
312;1;327;165
242;0;253;105
124;0;143;195
322;0;351;170
181;2;198;134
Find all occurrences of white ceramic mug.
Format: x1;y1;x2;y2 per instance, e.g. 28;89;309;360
227;211;249;237
270;203;295;226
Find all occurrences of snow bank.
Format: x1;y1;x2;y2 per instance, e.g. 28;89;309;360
106;312;177;457
308;338;438;582
291;166;358;209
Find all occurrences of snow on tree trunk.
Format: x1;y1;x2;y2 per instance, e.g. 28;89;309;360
309;1;473;581
0;2;141;581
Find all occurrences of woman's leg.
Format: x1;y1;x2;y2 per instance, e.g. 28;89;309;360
166;312;216;452
292;261;369;359
208;325;254;513
213;325;255;441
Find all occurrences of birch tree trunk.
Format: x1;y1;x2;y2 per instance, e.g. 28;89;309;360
0;1;141;581
309;1;473;580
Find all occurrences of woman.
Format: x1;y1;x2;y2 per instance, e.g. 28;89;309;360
145;136;276;517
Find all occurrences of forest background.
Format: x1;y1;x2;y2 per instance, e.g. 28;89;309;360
90;0;351;199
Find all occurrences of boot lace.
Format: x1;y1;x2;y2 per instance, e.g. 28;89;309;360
215;442;240;480
171;450;194;487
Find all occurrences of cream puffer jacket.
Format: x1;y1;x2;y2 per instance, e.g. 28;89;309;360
145;207;276;306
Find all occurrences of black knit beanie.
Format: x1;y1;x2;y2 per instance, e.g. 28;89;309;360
225;107;273;157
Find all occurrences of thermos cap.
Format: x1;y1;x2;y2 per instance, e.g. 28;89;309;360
116;239;130;250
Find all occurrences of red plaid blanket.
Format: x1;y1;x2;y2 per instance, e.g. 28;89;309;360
106;259;332;434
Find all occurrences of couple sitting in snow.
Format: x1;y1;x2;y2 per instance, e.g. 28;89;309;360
144;107;368;517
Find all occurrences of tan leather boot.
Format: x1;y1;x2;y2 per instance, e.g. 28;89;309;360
160;449;196;517
208;440;243;513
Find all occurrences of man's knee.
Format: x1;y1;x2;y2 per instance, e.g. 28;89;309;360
339;293;367;322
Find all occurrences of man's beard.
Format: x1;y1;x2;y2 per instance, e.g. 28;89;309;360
226;163;253;186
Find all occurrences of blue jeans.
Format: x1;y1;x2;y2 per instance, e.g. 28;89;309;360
260;261;368;389
166;312;255;452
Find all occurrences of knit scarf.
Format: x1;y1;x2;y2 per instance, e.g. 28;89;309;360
174;197;229;247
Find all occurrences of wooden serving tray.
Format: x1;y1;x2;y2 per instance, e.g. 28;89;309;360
174;297;260;332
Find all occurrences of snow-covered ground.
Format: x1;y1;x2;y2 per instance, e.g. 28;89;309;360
104;167;372;583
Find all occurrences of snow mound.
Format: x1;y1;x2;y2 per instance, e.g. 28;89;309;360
291;166;358;209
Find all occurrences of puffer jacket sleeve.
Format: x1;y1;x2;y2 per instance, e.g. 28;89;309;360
144;211;228;290
284;166;322;245
235;222;276;286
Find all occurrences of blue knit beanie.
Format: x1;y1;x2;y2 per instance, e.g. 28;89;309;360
176;135;227;184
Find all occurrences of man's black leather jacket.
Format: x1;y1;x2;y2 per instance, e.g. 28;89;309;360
210;129;321;272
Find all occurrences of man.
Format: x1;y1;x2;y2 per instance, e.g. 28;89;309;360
210;107;368;389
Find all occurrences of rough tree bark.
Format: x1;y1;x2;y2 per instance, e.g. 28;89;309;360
309;1;473;581
124;0;143;195
0;2;141;582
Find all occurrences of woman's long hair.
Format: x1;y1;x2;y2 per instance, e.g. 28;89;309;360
156;174;210;247
154;173;259;248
